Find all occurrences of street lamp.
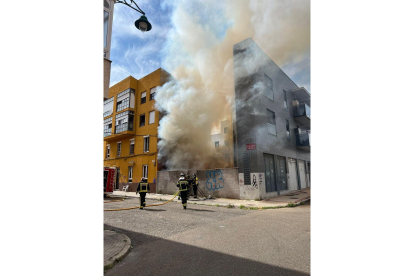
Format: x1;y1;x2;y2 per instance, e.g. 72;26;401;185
115;0;152;32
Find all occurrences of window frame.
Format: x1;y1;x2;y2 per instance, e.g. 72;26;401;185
141;91;147;104
117;142;121;157
115;110;134;133
283;90;288;110
149;110;155;124
129;139;135;155
104;117;113;137
150;87;156;101
264;73;274;101
286;119;290;140
140;113;145;127
142;165;148;179
267;109;276;136
143;136;150;153
128;166;133;183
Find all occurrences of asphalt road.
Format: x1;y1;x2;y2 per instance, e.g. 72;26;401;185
104;198;310;275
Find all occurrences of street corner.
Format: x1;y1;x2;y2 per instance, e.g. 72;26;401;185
104;230;131;270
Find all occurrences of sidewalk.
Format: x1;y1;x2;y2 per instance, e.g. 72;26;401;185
104;230;131;270
112;187;310;209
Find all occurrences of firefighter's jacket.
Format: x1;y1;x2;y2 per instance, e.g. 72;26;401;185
137;181;149;193
177;179;189;191
190;176;199;187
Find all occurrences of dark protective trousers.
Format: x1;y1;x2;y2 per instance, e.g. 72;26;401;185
140;192;146;208
181;191;188;208
193;185;198;198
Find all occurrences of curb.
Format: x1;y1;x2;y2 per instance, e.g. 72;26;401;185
104;231;132;270
110;193;310;210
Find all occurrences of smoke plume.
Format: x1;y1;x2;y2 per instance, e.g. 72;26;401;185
155;0;310;170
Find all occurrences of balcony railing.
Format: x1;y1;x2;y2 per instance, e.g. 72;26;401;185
104;130;112;137
295;128;310;150
293;102;311;119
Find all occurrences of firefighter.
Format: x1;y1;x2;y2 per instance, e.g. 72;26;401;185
177;173;189;209
136;177;150;209
191;174;199;198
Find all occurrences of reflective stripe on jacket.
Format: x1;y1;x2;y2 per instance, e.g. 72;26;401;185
177;180;188;191
138;182;149;192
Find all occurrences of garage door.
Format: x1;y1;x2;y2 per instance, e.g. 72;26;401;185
287;158;298;191
298;160;307;188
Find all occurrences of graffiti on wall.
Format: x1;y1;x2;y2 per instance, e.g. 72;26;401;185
251;175;258;189
205;170;225;191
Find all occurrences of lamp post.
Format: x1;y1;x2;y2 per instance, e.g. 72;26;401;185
115;0;152;32
104;0;153;100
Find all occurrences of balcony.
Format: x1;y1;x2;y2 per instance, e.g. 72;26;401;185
295;128;310;151
293;101;311;125
104;130;135;142
289;87;310;106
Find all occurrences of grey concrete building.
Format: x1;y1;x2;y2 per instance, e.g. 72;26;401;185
232;38;310;199
157;38;310;200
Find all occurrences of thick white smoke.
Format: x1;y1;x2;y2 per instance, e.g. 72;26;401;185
155;0;310;170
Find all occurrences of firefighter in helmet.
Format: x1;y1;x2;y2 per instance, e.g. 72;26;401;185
136;177;150;209
177;173;189;209
191;174;199;198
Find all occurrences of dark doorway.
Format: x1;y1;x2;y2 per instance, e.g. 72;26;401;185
116;167;120;190
264;154;277;193
275;156;288;192
104;170;108;191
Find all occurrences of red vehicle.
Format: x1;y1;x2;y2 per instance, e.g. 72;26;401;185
104;167;117;194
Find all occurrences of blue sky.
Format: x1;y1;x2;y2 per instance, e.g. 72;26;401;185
109;0;310;93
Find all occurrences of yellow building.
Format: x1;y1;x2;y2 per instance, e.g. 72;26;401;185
103;68;170;192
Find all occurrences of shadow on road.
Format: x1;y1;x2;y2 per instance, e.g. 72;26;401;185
185;208;215;212
104;224;309;276
144;209;166;212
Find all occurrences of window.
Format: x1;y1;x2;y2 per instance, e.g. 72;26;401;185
104;117;112;137
140;114;145;127
116;89;135;112
103;97;114;117
142;165;148;179
225;140;229;147
215;141;219;148
150;87;156;101
224;127;229;134
149;111;155;124
286;119;290;140
106;144;110;158
267;109;276;135
117;142;121;157
283;90;288;110
129;139;135;155
264;74;273;100
128;166;133;183
144;136;149;152
141;91;146;104
115;111;134;133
